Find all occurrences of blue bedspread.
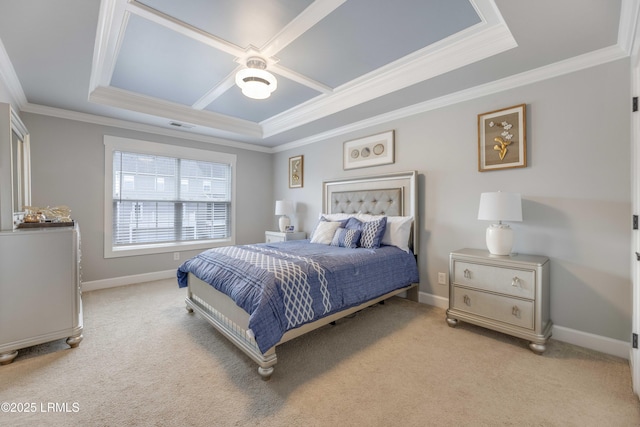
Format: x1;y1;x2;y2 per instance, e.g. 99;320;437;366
177;240;419;353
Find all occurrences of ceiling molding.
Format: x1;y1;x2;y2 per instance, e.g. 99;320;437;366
618;0;640;55
260;0;347;57
89;0;129;92
89;85;263;138
20;102;272;153
127;1;243;57
0;37;27;108
9;41;627;156
191;71;239;110
89;0;517;141
270;63;333;95
261;10;516;138
273;44;628;153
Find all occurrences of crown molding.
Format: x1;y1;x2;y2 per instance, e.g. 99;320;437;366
261;0;516;138
0;37;27;108
273;44;628;153
89;85;262;138
618;0;640;56
21;102;272;153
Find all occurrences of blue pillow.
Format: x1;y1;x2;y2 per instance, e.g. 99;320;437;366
344;216;363;231
359;216;387;249
330;228;362;248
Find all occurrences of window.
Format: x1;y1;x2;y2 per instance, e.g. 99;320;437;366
104;136;236;258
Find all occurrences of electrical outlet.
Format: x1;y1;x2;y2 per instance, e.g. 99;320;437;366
438;272;447;285
173;252;180;261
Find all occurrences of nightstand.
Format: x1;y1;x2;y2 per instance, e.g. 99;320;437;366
265;231;306;243
445;248;552;354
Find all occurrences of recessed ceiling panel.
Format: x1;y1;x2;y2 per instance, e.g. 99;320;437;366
111;14;237;106
138;0;314;49
277;0;481;88
205;76;321;123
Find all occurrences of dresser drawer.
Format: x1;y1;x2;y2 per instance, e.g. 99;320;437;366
452;260;535;300
265;233;285;243
451;286;534;330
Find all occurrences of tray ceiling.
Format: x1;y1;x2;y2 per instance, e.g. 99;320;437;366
0;0;629;149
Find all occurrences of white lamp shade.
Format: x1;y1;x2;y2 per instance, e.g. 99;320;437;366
478;192;522;256
275;200;293;216
477;192;522;222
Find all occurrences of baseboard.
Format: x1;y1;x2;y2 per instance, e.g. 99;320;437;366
83;279;631;359
418;290;449;309
82;270;176;292
552;325;630;360
419;291;630;360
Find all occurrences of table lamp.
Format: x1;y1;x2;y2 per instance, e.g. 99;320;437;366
477;192;522;255
275;200;294;232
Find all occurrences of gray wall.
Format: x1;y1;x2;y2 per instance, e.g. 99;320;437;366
21;114;274;282
274;59;632;342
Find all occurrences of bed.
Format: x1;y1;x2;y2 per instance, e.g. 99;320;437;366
177;171;420;380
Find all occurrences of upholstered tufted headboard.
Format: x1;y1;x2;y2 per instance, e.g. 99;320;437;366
330;188;402;216
322;171;418;254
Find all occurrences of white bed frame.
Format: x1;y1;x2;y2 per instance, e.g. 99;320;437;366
184;170;419;380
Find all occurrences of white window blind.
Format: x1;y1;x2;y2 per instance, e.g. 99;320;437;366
111;151;232;247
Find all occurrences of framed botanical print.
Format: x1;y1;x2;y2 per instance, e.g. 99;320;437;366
478;104;526;172
289;155;303;188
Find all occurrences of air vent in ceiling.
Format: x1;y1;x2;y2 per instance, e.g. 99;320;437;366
169;121;195;129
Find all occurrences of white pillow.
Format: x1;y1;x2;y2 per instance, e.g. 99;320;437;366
317;212;357;222
310;213;353;240
356;213;413;253
310;221;342;244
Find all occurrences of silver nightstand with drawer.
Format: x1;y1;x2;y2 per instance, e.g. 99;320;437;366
265;231;306;243
446;248;552;354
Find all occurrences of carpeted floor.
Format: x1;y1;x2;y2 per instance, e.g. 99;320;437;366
1;279;639;426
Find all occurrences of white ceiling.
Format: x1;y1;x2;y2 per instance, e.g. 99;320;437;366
0;0;634;151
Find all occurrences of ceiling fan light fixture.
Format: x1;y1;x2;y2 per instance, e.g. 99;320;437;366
235;57;277;100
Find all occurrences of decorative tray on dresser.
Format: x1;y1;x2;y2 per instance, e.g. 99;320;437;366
446;248;552;354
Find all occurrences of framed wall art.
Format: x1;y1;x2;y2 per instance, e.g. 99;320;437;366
343;130;394;170
289;155;303;188
478;104;526;172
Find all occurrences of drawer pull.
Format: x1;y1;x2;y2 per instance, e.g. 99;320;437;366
463;295;471;306
512;305;521;318
511;276;521;287
464;269;471;279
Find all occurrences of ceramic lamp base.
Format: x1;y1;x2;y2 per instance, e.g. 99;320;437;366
279;215;290;232
486;224;513;256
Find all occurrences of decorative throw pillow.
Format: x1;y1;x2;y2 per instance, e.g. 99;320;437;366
330;227;362;248
357;213;413;253
310;215;349;241
310;221;342;244
359;216;387;249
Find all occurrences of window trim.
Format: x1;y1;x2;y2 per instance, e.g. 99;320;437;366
104;135;236;258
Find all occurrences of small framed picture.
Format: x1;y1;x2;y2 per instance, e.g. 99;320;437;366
478;104;526;172
343;130;394;170
285;225;295;233
289;155;303;188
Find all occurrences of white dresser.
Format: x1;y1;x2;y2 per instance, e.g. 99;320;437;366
265;231;306;243
0;224;83;364
446;248;551;354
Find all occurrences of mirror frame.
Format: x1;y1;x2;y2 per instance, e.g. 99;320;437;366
0;103;31;230
10;109;31;219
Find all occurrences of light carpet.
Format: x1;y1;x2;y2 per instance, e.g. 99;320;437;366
1;279;639;426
